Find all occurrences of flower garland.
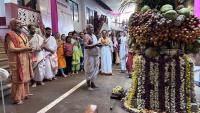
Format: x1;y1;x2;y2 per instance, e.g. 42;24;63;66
164;63;170;111
170;59;176;112
123;55;142;112
137;57;146;109
149;62;154;110
154;61;159;110
179;57;186;110
122;55;195;113
184;55;192;113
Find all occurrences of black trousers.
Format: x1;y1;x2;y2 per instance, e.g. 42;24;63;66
65;56;72;75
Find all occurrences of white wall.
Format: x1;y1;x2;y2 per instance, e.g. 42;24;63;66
38;0;74;35
72;0;83;32
84;0;111;30
38;0;112;33
69;0;111;31
38;0;52;28
57;0;74;34
0;0;5;17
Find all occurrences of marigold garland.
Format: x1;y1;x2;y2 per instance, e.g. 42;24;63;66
123;55;142;112
123;55;195;113
184;55;192;113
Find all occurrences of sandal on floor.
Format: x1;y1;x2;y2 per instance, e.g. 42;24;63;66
13;101;24;105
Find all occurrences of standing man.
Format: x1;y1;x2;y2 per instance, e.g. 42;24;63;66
28;24;46;87
43;27;58;80
119;31;128;73
4;19;33;104
84;24;101;90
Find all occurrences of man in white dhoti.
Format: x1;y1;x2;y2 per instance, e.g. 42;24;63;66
84;24;101;90
28;24;45;87
119;31;128;73
43;27;58;80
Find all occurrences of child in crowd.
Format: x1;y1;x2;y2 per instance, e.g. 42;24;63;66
72;41;83;74
64;36;74;76
55;33;67;78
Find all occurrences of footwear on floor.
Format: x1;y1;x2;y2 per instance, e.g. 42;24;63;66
31;83;36;88
91;82;98;88
88;87;94;91
13;101;24;105
86;80;91;87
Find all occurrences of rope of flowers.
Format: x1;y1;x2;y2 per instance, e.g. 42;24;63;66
137;58;146;109
170;59;176;112
179;57;186;110
164;63;170;111
123;55;142;113
184;55;192;113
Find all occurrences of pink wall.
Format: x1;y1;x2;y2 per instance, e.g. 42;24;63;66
195;0;200;19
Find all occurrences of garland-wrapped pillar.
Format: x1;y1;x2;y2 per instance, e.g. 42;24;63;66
123;55;197;113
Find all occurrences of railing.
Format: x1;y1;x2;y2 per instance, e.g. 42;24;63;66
17;6;41;26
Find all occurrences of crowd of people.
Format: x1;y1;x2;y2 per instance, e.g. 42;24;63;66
4;18;135;105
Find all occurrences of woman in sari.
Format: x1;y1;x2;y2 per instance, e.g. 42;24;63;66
99;30;113;75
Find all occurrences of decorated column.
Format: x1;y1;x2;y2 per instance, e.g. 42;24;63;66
50;0;58;33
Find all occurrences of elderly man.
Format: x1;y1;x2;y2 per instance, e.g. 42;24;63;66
4;19;33;104
84;24;101;90
28;24;45;87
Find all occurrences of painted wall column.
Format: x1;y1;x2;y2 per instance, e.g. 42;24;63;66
195;0;200;19
50;0;58;33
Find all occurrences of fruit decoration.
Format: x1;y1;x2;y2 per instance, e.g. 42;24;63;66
141;5;150;12
128;4;200;53
112;86;124;94
160;4;173;13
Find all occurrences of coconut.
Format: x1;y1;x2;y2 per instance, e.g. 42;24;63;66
141;5;150;12
144;47;159;58
164;10;178;20
160;4;173;13
177;8;191;17
174;15;186;26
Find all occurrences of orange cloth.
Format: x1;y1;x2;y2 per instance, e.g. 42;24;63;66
99;37;111;45
5;31;33;102
57;40;66;69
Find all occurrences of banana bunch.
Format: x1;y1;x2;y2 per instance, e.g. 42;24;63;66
112;86;124;94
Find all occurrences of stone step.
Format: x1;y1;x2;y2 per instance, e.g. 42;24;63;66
0;58;8;61
0;52;7;59
0;58;9;68
0;47;5;52
0;65;9;70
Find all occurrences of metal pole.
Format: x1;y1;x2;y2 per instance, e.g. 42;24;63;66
1;81;6;113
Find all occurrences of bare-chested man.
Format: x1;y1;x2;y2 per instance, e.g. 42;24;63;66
84;24;101;90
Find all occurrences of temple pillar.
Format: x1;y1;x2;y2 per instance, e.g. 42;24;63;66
50;0;58;33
